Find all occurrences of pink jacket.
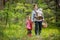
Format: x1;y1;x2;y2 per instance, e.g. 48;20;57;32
26;19;32;30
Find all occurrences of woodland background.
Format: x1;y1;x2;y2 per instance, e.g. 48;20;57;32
0;0;60;40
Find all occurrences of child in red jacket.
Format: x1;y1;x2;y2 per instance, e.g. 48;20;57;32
26;15;32;36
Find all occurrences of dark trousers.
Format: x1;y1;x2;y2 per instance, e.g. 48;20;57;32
27;29;31;35
35;21;42;35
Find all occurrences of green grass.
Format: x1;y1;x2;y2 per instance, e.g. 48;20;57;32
0;24;60;40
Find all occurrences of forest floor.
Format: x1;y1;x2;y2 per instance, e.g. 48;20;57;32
1;25;60;40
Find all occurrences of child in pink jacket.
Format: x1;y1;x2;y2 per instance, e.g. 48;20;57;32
26;15;32;36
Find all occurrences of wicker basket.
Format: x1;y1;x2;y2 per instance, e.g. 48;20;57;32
42;21;48;28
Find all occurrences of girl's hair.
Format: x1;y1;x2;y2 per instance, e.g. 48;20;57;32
26;16;31;20
26;13;30;18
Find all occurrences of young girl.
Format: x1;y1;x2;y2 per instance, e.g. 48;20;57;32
26;15;32;36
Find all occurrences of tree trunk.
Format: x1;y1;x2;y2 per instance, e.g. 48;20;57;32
0;0;4;9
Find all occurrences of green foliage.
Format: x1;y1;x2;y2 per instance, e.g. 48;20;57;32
0;0;60;40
